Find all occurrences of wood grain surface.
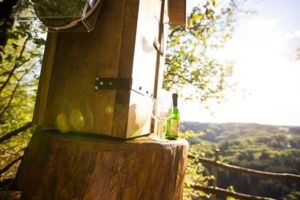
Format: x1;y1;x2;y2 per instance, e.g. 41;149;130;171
33;0;164;138
16;130;189;200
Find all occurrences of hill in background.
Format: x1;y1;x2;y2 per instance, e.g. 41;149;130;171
181;122;300;199
181;121;300;143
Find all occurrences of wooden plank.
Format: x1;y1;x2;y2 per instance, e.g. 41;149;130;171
128;0;163;136
126;90;152;137
33;32;58;125
112;0;139;137
168;0;186;26
16;130;189;199
41;0;127;136
131;0;162;96
150;0;168;133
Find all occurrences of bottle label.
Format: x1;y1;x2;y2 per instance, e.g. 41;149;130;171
170;119;179;136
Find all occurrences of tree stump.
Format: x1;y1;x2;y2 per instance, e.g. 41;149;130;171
15;130;188;200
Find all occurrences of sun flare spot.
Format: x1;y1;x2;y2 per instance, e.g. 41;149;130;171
55;112;71;133
105;105;114;114
69;109;85;131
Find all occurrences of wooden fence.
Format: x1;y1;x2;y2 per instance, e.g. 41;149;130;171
188;150;300;200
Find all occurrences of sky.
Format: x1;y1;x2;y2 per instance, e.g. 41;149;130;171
181;0;300;126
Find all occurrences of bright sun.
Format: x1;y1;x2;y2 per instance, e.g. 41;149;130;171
182;1;300;126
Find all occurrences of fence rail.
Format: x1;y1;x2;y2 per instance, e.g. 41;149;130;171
188;154;300;182
191;185;276;200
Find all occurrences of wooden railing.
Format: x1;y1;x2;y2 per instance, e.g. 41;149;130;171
188;150;300;200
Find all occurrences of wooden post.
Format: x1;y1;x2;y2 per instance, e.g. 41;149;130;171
212;148;220;200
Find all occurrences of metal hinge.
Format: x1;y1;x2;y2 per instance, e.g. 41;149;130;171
94;77;132;90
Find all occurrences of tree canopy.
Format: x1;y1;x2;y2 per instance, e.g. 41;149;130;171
164;0;241;102
0;16;46;180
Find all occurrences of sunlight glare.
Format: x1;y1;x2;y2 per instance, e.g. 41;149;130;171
182;4;300;126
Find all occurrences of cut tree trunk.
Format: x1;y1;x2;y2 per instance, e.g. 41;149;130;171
15;130;188;200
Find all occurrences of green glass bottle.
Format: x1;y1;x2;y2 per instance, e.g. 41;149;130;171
166;93;180;140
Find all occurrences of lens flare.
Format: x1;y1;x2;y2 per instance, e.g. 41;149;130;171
105;105;114;114
69;109;85;131
55;112;71;133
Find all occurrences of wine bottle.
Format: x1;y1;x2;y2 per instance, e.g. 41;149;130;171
166;93;180;140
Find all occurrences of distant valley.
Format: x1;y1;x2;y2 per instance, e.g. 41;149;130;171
181;121;300;144
181;122;300;199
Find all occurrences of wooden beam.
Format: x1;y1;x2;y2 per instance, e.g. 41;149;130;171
168;0;186;26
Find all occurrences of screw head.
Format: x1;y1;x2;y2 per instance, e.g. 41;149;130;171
94;85;99;90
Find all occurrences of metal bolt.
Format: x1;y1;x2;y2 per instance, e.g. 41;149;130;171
100;81;104;85
95;77;99;81
94;86;99;90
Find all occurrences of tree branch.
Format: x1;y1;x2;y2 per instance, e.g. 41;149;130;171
0;36;30;94
0;62;35;117
166;72;194;84
0;122;32;143
0;156;23;175
169;26;185;38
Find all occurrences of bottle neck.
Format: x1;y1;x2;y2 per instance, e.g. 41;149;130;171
172;93;178;107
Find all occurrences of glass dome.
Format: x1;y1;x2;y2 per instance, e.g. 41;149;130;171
17;0;103;32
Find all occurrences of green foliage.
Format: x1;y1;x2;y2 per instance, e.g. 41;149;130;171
182;122;300;199
0;19;46;181
182;131;215;199
164;0;239;102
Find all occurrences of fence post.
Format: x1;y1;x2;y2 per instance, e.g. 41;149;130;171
212;148;220;200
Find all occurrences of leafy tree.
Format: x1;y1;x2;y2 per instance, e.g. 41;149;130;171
164;0;239;102
182;131;215;199
174;1;252;199
0;13;46;181
259;150;270;160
